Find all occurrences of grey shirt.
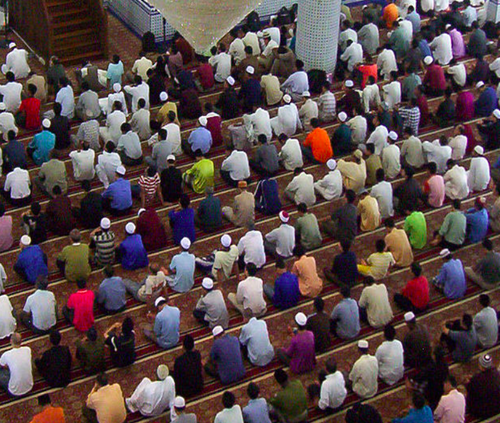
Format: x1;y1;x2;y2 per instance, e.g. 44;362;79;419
476;252;500;286
152;140;173;172
254;143;279;174
76;90;101;119
473;307;498;348
117;131;142;159
449;328;477;363
195;289;229;329
331;298;360;339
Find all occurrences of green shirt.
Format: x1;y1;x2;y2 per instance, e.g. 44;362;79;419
76;338;105;374
294;213;322;251
404;211;427;249
57;243;91;282
268;380;307;420
439;210;466;246
184;158;214;194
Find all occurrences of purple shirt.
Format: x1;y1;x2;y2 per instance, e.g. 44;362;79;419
284;330;316;374
450;29;466;58
0;216;13;252
423;64;446;91
456;91;475;121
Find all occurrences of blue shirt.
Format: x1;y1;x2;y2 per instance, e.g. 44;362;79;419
406;12;421;33
14;245;48;284
474;87;498;117
332;251;358;286
98;276;126;311
168;208;196;245
331;298;360;339
188;127;212;154
210;334;246;384
243;398;272;423
169;251;195;293
118;234;149;270
273;272;300;310
418;39;432;59
392;405;433;423
239;317;275;367
107;61;124;86
29;130;55;165
465;208;489;243
240;79;262;108
154;305;180;349
255;179;282;215
435;258;466;299
102;178;133;211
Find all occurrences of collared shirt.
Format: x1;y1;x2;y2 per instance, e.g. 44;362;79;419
265;224;295;258
465;207;488;243
404;211;427;250
210;334;245;384
319;371;347;410
124;82;150;112
69;149;95;181
424;174;445;208
364;251;395;280
130;108;151;140
92;230;115;266
236;276;266;314
117;131;142;160
169;251;195;293
377;49;398;79
98;277;126;312
86;383;127;423
242;398;271;423
195;289;229;329
400;135;424;169
331;298;360;339
0;346;33;395
367;125;388;155
285;172;316;206
349;354;378;398
104;110;127;143
347;115;367;145
439;210;466;246
55;85;75;118
154;305;180;349
358;283;393;328
473;306;498;348
436;259;466;299
475;87;498;118
402;276;429;309
221;150;250;181
102;178;133;211
375;340;404;385
228;190;255;228
132;57;153;81
284;330;316;374
212;245;239;280
5;48;30;79
239;317;274;366
399;106;421;136
467;157;490;192
23;290;56;331
107;61;124;86
5;167;30;199
434;389;466;423
450;28;465;58
254;143;280;174
299;99;318;130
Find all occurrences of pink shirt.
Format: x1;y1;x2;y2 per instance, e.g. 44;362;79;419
0;216;13;252
450;29;466;58
424;175;445;208
434;389;466;423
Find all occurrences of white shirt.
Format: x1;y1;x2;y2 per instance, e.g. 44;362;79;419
299;99;319;129
107;91;128;115
0;295;16;339
467;156;490;192
265;224;295;258
221;150;250;181
23;290;56;331
285;172;316;206
444;165;469;200
435;0;450;12
229;38;246;65
339;28;358;51
242;32;261;55
447;63;467;87
382;144;401;180
377;49;398;80
371;181;394;219
0;111;18;137
103;110;127;144
490;59;500;79
272;103;302;137
130;108;152;140
126;376;175;417
423;140;452;174
399;19;413;41
382;81;401;110
5;49;30;79
237;230;266;268
235;276;267;314
209;52;232;83
314;170;343;200
245;108;272;141
347;115;368;145
367;125;389;155
4;167;30;199
0;82;23;113
263;27;281;45
164;122;182;155
349;354;379;398
358;23;380;55
421;0;435;12
124;82;150;112
132;57;153;81
55;85;75;118
319;371;347;410
375;340;404;385
279;138;303;171
281;71;309;96
262;40;278;57
340;42;363;72
0;264;6;293
362;84;381;113
429;33;453;65
214;405;244;423
449;135;467;160
70;149;96;181
0;347;33;395
358;283;393;328
96;151;122;185
401;135;424;169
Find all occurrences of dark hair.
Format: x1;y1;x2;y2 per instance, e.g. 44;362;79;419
38;394;51;406
0;204;4;217
427;161;437;174
138;98;146;108
483;238;493;251
297;203;307;213
412;392;426;409
463;313;473;329
183;334;195;351
104;265;114;278
276;257;286;269
376;239;386;252
274;368;288;385
121;122;131;133
122;317;134;335
87;327;98;341
376;168;385;182
314;297;325;312
53;102;62;115
31;202;41;215
384;324;396;341
222;391;235;408
258;134;268;144
180;194;191;209
96;373;108;386
340;286;351;298
293;245;306;257
246;262;257;276
452;199;461;210
326;357;337;374
50;330;61;346
77;279;87;290
447;374;458;388
345;190;356;203
385;218;395;229
340;240;351;253
366;143;375;154
310;118;320;128
479;294;491;308
411;262;422;277
247;382;259;399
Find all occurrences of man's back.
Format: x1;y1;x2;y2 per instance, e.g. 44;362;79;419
173;349;203;397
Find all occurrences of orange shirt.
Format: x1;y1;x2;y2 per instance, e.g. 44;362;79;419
292;255;323;297
383;3;399;29
30;406;65;423
304;128;333;163
358;64;378;89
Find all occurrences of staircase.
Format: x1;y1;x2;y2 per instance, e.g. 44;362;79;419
9;0;108;65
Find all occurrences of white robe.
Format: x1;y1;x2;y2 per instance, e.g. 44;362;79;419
126;376;175;417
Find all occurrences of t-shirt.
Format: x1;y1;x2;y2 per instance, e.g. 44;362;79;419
364;252;395;280
213;245;239;280
0;347;33;395
30;406;65;423
67;289;95;332
86;384;127;423
404;211;427;250
268;380;308;421
23;290;56;331
449;329;477;363
57;244;91;283
358;284;393;328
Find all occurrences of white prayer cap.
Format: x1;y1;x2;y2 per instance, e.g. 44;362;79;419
100;217;111;230
221;234;232;247
202;277;214;290
20;235;31;246
257;31;264;37
494;109;500;119
8;42;16;49
246;66;255;75
283;94;292;104
439;248;451;258
113;83;122;93
358;340;369;349
159;91;168;101
42;119;51;129
302;91;311;97
279;211;290;223
353;149;363;159
476;81;485;89
137;208;146;216
174;396;186;408
423;56;433;66
295;312;307;326
198;116;208;127
327;159;337;170
474;145;484;155
125;222;136;234
480;353;493;368
226;76;235;86
345;80;354;88
155;296;167;307
157;364;169;380
445;23;452;30
212;325;224;336
338;112;347;122
389;131;398;141
404;311;416;322
116;165;126;175
0;103;6;111
180;237;191;250
167;154;176;162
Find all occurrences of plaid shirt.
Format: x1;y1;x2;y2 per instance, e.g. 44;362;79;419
399;106;421;136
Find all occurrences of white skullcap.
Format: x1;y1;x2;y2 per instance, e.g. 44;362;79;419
85;109;94;118
327;159;337;170
198;116;208;127
137;208;146;216
246;66;255;75
8;42;16;49
157;364;169;380
180;237;191;250
474;145;484;155
257;31;264;37
100;217;111;230
226;76;235;86
283;94;292;104
302;91;311;97
155;296;166;307
404;311;416;322
439;248;451;258
445;23;452;30
125;222;136;234
279;210;290;223
389;131;398;141
354;149;363;159
295;312;307;326
20;235;31;246
494;109;500;119
116;165;126;175
159;91;168;101
221;234;232;247
338;112;347;122
0;103;6;111
113;83;122;93
212;325;224;336
345;80;354;88
202;277;214;290
423;56;433;65
476;81;485;89
480;353;493;369
42;119;51;129
174;396;186;408
167;154;176;162
358;340;369;349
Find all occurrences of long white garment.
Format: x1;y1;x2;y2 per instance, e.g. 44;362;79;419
314;170;343;200
271;103;302;137
95;151;122;188
126;376;175;417
375;340;404;385
448;135;467;160
467;157;491;192
4;49;31;79
0;295;16;339
422;140;452;174
347;115;368;145
367;125;389;156
444;165;469;200
429;33;453;65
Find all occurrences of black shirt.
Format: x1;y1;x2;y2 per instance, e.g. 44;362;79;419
79;192;103;229
331;203;357;244
105;332;136;368
35;345;72;387
50;115;71;150
467;368;500;418
161;167;183;203
3;139;27;172
216;87;240;120
173;349;204;398
345;403;383;423
306;312;332;352
394;178;424;214
148;73;166;106
23;213;47;245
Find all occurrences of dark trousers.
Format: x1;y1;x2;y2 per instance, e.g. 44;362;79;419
220;169;239;187
62;306;74;325
102;198;132;217
193;309;208;325
300;144;320;164
181;138;197;159
20;311;53;335
249;159;278;178
1;189;31;207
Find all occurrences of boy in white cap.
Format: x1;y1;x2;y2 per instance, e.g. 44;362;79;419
193;277;229;329
90;217;116;266
467;145;491;192
298;91;318;131
195;234;239;283
171;396;197;423
182;116;213;158
270;94;302;137
264;210;295;259
117;222;149;270
382;131;401;180
166;237;195;293
3;43;30;79
348;340;378;399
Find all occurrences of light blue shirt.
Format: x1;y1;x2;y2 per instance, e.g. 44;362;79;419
107;61;124;86
435;259;466;300
154;305;180;349
23;289;56;331
239;318;275;367
188;127;212;154
406;11;421;33
169;252;195;293
242;398;272;423
331;298;360;339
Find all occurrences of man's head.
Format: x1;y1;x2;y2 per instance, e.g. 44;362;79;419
452;199;461;211
412;392;426;410
245;262;257;277
247;382;260;400
274;368;288;386
275;257;286;275
375;239;386;253
37;394;51;407
87;327;98;342
384;218;395;231
345;189;356;204
10;332;21;347
411;262;422;278
77;278;87;290
376;168;385;183
314;297;324;313
384;324;396;341
183;334;194;351
297;203;307;215
36;276;49;291
358;340;369;354
50;329;61;346
96;373;109;388
222;391;235;409
70;229;81;243
479;293;491;309
483;238;494;252
340;286;351;299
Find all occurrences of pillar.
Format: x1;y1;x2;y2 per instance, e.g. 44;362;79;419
487;0;500;24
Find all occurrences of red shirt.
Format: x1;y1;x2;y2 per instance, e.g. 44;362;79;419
416;94;429;127
402;276;429;309
19;97;41;130
67;289;95;332
358;64;378;89
463;124;477;156
206;113;223;146
423;64;446;91
136;208;168;251
197;63;215;90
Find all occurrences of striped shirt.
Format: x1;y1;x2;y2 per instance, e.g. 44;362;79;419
365;252;395;280
92;230;116;266
139;173;160;206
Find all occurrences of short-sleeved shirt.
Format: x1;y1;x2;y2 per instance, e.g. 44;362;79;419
169;252;195;293
210;334;245;384
0;347;33;395
404;211;427;250
331;298;360;339
98;277;127;312
365;252;395;280
439;211;466;246
57;244;91;283
67;289;95;332
23;290;56;331
449;329;477;363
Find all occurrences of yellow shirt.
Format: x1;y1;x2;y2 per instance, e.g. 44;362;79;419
337;159;367;193
358;196;381;232
156;102;180;126
184;158;215;194
385;228;414;267
86;384;126;423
